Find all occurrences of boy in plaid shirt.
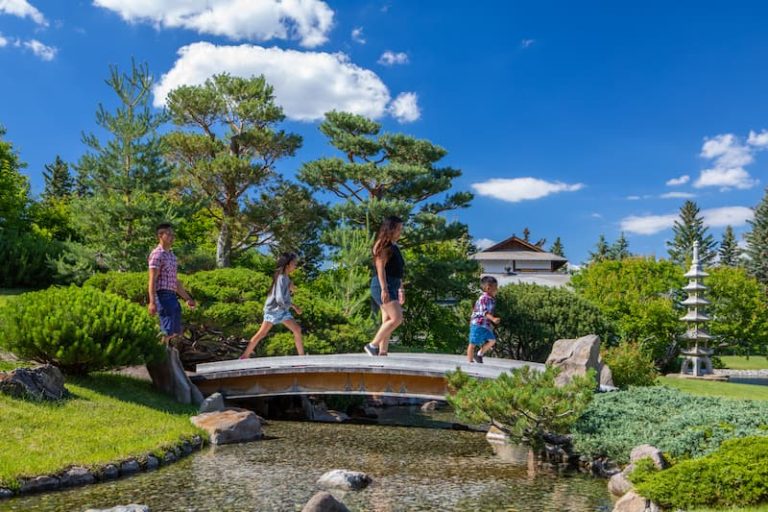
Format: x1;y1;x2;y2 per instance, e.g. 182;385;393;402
468;276;501;363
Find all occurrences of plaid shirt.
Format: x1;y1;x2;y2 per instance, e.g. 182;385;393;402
470;292;496;329
148;245;178;292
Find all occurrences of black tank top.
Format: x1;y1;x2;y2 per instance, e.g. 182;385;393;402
384;244;405;279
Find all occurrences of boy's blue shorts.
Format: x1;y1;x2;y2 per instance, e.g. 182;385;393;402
469;325;495;346
156;290;182;336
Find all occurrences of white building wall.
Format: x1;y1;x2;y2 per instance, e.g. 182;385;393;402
478;259;553;274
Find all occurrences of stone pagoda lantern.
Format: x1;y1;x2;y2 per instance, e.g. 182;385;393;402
679;241;714;377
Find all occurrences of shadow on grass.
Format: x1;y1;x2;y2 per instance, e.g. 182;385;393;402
70;372;198;415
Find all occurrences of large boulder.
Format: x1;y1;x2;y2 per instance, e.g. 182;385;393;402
629;445;668;470
0;365;67;400
612;491;659;512
546;334;614;387
190;408;262;445
608;466;634;497
301;491;350;512
147;346;203;406
317;469;371;491
199;392;225;413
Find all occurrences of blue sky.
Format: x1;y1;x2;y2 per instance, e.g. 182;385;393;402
2;1;768;264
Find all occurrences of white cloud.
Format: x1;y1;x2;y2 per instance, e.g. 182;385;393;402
626;195;641;200
702;206;753;227
666;174;690;186
590;213;603;219
521;39;535;48
0;0;47;26
694;133;763;190
748;129;768;148
387;92;420;123
0;33;7;47
378;50;408;66
660;192;696;199
621;206;753;235
23;38;56;60
474;238;496;250
472;177;584;203
92;0;334;48
153;42;419;123
351;26;365;44
621;214;677;235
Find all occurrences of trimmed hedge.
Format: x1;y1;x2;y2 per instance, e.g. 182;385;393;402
0;286;164;374
631;436;768;510
572;386;768;463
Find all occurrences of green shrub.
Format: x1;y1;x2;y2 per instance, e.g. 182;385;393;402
84;271;148;304
0;286;164;374
572;386;768;463
495;283;614;362
263;332;334;356
602;342;658;389
631;436;768;510
0;230;60;288
447;366;596;449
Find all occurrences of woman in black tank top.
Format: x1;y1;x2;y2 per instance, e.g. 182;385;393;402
364;216;406;357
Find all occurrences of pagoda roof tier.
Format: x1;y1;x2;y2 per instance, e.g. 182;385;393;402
681;330;713;340
681;311;710;322
681;296;710;306
683;282;707;291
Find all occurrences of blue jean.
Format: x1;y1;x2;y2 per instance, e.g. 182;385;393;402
371;276;401;308
156;290;182;336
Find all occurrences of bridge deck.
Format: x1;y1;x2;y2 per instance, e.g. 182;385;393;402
193;353;543;400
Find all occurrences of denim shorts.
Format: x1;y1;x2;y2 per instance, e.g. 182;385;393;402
371;276;401;308
469;324;495;346
156;290;182;336
263;309;294;325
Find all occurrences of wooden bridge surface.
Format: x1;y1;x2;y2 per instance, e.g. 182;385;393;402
192;353;544;400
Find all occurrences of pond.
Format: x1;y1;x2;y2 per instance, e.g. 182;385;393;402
1;408;613;511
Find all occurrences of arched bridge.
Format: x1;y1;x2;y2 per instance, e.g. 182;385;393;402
192;353;544;401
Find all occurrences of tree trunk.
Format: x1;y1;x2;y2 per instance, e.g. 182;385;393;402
216;221;232;268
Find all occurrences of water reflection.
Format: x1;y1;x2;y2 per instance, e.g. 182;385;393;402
2;414;612;512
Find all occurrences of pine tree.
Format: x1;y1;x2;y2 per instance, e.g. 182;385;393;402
0;126;30;231
589;234;610;264
718;225;741;267
666;200;717;267
608;232;631;260
746;189;768;285
550;237;565;257
74;61;177;271
164;73;321;268
42;156;74;200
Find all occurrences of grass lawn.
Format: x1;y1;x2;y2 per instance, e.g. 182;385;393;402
659;375;768;401
694;507;768;512
720;355;768;370
0;367;203;490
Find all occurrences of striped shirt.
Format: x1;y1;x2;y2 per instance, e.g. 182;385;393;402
148;245;178;292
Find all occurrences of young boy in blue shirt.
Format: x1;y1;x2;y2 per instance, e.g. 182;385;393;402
468;276;501;363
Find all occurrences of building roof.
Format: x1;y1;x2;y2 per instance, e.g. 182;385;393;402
472;250;567;262
483;235;544;253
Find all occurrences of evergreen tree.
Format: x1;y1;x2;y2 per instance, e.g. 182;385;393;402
299;111;472;243
608;232;631;260
666;200;717;267
299;111;476;348
550;237;565;257
42;156;74;200
718;225;741;267
0;126;30;231
164;73;321;268
746;188;768;285
588;234;610;264
74;61;177;271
